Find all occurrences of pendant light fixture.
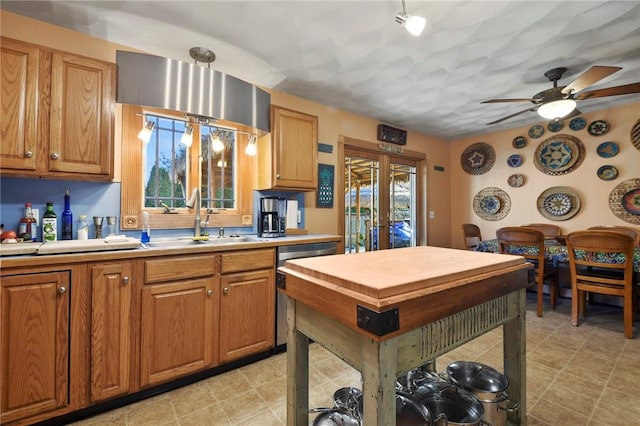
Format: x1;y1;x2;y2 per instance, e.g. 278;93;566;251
395;0;426;36
137;120;155;143
245;134;258;156
210;131;226;152
180;124;194;147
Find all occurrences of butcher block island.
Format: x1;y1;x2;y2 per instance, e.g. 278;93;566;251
278;246;533;426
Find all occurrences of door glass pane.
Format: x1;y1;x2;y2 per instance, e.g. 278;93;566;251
390;162;416;249
345;156;379;253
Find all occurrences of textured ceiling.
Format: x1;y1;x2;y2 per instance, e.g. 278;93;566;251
3;1;640;140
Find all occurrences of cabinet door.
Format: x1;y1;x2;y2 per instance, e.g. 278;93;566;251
49;52;114;177
269;106;318;190
1;272;70;424
0;38;39;170
90;262;132;402
140;278;216;387
219;269;275;363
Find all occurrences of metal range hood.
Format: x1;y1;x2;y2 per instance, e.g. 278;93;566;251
116;50;270;133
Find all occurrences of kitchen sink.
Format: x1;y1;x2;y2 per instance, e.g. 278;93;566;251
146;235;251;248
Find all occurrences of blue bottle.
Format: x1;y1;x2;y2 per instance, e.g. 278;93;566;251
141;211;150;243
61;190;73;240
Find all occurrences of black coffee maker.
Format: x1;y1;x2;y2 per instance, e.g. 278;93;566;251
259;196;286;237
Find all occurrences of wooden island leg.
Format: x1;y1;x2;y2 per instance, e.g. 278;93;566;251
286;296;309;426
503;288;527;425
360;337;398;426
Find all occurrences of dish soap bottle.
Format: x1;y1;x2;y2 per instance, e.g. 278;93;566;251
61;190;73;240
141;211;150;243
42;202;58;241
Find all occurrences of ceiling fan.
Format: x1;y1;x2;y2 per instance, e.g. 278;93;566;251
482;66;640;125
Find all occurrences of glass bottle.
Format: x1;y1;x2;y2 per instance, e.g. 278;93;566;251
19;202;37;241
42;202;58;241
141;211;150;243
61;190;73;240
77;215;89;240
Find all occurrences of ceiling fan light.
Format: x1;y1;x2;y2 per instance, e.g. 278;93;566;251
537;99;577;120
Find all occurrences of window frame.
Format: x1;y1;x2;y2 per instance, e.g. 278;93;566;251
120;104;256;232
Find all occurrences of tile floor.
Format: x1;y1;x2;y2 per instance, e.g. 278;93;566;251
72;293;639;426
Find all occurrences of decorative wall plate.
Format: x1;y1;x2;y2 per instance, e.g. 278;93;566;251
608;178;640;224
596;141;619;158
622;188;640;215
528;125;545;139
534;134;585;176
597;165;618;181
473;187;511;221
631;118;640;152
512;136;527;149
508;174;524;188
507;154;522;167
480;195;501;214
547;119;563;132
569;117;586;131
460;142;496;175
537;186;581;221
588;120;610;136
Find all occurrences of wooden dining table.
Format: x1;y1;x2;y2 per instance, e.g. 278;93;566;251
475;238;640;272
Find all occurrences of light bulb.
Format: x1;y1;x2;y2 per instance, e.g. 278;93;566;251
137;120;155;143
404;15;426;36
210;133;225;152
180;125;193;147
245;136;257;156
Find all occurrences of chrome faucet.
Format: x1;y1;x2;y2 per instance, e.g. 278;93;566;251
186;188;209;237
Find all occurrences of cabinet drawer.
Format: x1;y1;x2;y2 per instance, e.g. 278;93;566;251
144;254;217;284
220;248;275;274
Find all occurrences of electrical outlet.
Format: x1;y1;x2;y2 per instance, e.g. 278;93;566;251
242;215;252;225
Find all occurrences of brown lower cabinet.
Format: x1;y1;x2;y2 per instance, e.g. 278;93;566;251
0;248;276;425
1;270;70;424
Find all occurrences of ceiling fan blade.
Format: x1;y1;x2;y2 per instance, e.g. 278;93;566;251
575;82;640;100
486;106;538;125
561;66;622;95
481;98;535;104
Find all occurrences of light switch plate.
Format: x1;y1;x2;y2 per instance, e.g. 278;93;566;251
429;210;435;219
242;215;252;225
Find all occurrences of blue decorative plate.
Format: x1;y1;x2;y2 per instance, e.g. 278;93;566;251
588;120;610;136
507;154;522;167
528;125;545;139
569;117;586;131
622;188;640;215
597;165;618;181
480;195;501;214
547;119;564;132
539;141;572;170
512;136;526;149
596;141;619;158
543;192;572;216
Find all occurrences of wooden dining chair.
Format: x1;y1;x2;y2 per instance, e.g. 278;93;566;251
566;230;636;339
522;223;562;240
497;227;559;317
587;226;640;246
461;223;482;250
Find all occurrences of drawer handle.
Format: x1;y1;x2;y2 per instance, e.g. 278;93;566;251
207;289;213;296
223;287;229;295
58;286;66;294
51;152;60;160
25;150;33;158
122;276;130;284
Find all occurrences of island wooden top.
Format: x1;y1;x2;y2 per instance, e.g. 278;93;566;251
281;246;527;300
279;246;531;339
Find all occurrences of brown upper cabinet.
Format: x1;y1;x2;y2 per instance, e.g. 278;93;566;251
257;105;318;191
0;37;115;181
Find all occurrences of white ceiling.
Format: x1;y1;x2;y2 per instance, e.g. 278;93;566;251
3;1;640;140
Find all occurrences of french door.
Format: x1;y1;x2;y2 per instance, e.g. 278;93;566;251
343;145;420;253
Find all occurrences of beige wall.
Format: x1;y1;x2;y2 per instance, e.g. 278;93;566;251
1;11;453;247
449;103;640;248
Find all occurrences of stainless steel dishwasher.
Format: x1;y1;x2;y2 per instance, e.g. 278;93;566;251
275;241;337;350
